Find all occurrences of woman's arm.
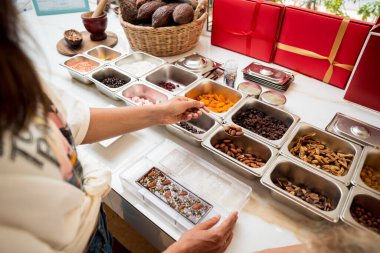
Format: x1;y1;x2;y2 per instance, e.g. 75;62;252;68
82;97;204;144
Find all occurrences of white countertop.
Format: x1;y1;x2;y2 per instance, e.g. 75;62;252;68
20;5;380;253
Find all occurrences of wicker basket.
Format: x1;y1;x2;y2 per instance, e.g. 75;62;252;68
120;0;207;57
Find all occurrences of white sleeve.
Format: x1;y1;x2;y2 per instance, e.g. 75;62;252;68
0;220;65;253
78;152;112;198
43;83;91;146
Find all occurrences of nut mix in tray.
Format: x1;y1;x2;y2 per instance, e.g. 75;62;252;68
137;167;212;224
289;133;354;177
350;203;380;234
213;138;266;169
224;125;244;137
276;177;335;211
360;165;380;192
232;108;288;140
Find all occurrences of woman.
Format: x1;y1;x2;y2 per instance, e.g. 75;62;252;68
0;1;237;252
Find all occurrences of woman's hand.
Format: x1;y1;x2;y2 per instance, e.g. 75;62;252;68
164;212;238;253
157;97;204;125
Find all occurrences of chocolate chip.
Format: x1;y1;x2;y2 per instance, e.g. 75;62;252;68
350;203;380;234
101;76;128;88
177;121;205;134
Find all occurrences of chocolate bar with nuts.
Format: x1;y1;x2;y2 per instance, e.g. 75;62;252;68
136;167;213;224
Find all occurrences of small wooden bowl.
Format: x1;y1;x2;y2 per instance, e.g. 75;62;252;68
64;29;83;47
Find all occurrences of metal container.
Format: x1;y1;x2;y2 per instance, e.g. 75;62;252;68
61;54;102;84
326;112;380;148
143;64;200;94
173;52;221;75
202;128;278;179
237;81;262;98
280;122;362;186
224;97;300;148
352;146;380;196
117;81;172;106
166;114;216;146
341;186;380;235
180;79;244;118
89;66;134;100
260;90;287;107
242;62;290;84
261;156;348;222
241;62;294;92
85;45;122;63
113;51;165;78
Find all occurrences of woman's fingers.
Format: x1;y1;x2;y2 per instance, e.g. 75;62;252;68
196;215;221;230
222;231;234;252
217;211;238;234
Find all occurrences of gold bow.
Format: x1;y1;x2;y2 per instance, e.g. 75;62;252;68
277;17;353;83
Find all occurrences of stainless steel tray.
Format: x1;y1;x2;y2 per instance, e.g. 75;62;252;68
166;114;217;146
261;156;348;222
173;52;221;75
341;186;380;236
113;51;165;78
326;112;380;148
351;146;380;196
202;127;278;179
224;97;300;149
280;122;362;186
142;64;200;95
85;45;122;63
242;62;291;85
179;79;245;118
88;65;135;100
60;54;102;84
117;80;172;106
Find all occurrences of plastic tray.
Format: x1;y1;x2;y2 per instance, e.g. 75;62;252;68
120;140;251;232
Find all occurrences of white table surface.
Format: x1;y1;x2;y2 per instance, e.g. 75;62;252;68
20;5;380;253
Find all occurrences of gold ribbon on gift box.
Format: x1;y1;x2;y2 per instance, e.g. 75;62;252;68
277;17;353;83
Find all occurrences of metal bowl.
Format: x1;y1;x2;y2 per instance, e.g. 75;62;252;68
280;122;362;186
224;97;300;148
117;81;172;106
261;156;348;222
113;51;165;78
143;64;200;94
341;186;380;235
89;66;134;100
61;54;102;84
202;128;278;179
352;146;380;196
166;114;216;146
173;53;221;74
85;45;122;62
181;79;244;117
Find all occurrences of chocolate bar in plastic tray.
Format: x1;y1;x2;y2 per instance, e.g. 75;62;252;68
119;139;251;231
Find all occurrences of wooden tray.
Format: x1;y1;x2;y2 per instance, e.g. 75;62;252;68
57;31;118;56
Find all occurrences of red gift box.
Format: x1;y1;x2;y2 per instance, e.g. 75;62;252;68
344;25;380;112
273;6;372;89
211;0;284;62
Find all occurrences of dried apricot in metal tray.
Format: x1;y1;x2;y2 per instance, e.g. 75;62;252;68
136;167;213;224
